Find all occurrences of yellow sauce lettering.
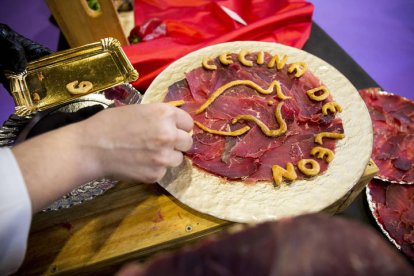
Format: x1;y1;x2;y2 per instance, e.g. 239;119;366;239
322;101;343;115
310;146;334;163
267;54;288;70
297;159;320;176
288;62;307;78
219;52;233;65
202;57;217;70
194;121;250;136
166;100;186;107
231;102;287;137
196;80;290;114
66;80;93;95
238;50;253;67
272;162;297;186
257;51;265;65
306;86;330;101
315;132;345;145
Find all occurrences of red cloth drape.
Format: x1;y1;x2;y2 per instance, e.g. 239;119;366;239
123;0;314;91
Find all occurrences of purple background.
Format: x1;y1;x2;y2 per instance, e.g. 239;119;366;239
1;0;413;124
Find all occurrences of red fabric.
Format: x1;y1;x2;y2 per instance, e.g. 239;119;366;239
123;0;314;91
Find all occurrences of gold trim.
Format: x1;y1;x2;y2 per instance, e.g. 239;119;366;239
101;37;121;51
7;38;139;116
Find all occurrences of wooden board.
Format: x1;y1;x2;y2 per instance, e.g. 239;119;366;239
46;0;129;47
18;161;378;275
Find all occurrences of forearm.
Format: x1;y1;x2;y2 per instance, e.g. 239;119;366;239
12;122;101;213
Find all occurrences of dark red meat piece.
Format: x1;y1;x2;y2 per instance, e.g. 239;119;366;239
359;88;414;183
164;79;194;102
166;53;344;182
394;157;413;172
187;133;225;161
104;86;130;100
229;126;282;159
368;179;414;260
190;155;258;180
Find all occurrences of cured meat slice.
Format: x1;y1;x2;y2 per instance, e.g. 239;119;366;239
163;79;194;102
230;126;282;159
248;128;331;181
189;155;258;180
283;73;326;122
206;95;275;125
187;133;225;161
359;88;414;183
368;179;414;260
122;214;413;275
165;52;344;184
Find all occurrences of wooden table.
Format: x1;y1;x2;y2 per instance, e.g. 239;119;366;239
18;161;378;275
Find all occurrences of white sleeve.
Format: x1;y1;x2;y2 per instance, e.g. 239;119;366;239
0;147;32;275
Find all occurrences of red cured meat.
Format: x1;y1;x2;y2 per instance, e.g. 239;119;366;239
248;126;331;181
187;133;225;161
368;179;414;260
164;79;194;102
165;53;344;183
230;126;282;159
359;88;414;183
189;155;258;180
394;156;412;172
385;184;410;213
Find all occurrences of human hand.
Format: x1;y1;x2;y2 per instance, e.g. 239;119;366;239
0;24;52;91
79;103;194;183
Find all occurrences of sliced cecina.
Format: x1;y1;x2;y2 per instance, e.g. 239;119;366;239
231;102;287;137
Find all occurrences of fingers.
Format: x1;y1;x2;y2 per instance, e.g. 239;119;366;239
91;104;194;184
166;150;184;168
161;105;193;151
137;151;182;183
175;129;193;152
174;107;194;132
